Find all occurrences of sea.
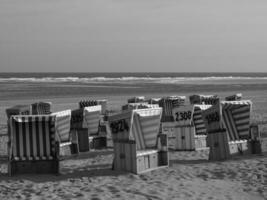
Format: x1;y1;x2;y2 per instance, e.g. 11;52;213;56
1;72;267;100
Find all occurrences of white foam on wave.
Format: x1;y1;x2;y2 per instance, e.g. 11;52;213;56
1;76;267;84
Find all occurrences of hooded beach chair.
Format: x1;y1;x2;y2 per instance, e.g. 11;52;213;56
161;105;196;150
122;102;159;111
31;102;52;115
8;115;59;175
127;96;146;103
79;99;107;115
225;93;242;101
159;96;186;122
6;105;32;118
202;100;252;160
189;94;219;105
51;110;72;156
71;105;106;152
108;108;168;174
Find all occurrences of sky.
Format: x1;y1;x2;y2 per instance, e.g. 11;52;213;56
0;0;267;73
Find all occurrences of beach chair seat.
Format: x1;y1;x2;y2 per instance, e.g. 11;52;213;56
31;102;52;115
8;115;59;175
71;105;106;152
109;108;168;174
52;109;73;156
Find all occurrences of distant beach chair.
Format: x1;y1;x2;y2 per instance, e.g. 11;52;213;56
31;102;52;115
127;96;146;103
121;102;159;111
8;115;59;175
202;100;252;160
147;98;161;105
6;105;32;119
71;105;106;152
189;94;219;105
51;109;72;156
79;99;107;115
225;93;242;101
159;96;186;122
108;108;168;174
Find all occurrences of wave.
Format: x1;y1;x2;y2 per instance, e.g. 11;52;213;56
1;76;267;84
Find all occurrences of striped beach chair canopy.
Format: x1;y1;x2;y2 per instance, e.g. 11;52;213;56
128;96;146;103
225;93;242;101
192;105;212;135
202;100;252;141
51;109;71;143
109;108;162;150
130;108;162;149
83;105;102;135
31;102;52;115
9;115;57;161
221;100;252;140
189;94;219;105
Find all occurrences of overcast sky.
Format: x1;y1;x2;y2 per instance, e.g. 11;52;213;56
0;0;267;73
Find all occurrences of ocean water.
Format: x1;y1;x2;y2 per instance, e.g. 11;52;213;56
1;72;267;100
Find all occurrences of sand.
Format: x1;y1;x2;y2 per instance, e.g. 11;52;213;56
0;149;267;200
0;98;267;200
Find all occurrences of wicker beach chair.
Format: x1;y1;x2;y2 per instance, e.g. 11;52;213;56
71;105;106;152
108;108;168;174
189;94;219;105
79;99;107;115
225;93;242;101
127;96;146;103
8;115;59;175
31;102;52;115
202;100;252;160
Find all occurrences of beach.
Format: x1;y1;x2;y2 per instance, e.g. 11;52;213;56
0;73;267;199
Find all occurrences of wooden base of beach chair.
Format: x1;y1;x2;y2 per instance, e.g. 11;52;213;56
60;143;72;157
195;135;208;150
9;160;59;175
113;140;168;174
162;123;195;151
250;140;262;154
207;130;230;161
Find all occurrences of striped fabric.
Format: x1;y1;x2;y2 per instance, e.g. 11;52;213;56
138;114;161;148
83;106;102;135
221;101;252;140
132;108;162;149
32;102;52;115
52;110;71;143
193;105;212;135
10;115;56;161
131;113;146;150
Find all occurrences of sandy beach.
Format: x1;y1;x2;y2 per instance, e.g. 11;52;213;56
0;92;267;200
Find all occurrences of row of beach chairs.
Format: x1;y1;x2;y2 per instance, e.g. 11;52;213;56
1;93;262;176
